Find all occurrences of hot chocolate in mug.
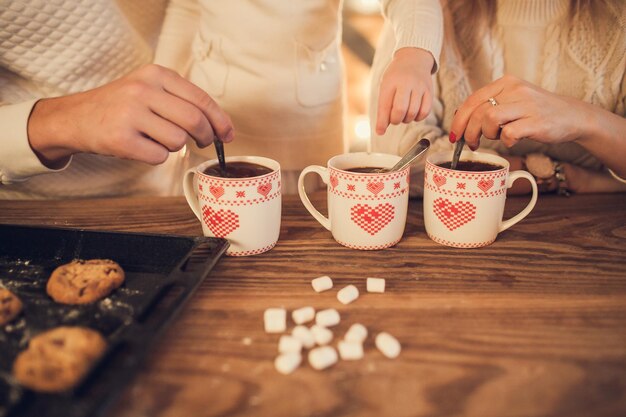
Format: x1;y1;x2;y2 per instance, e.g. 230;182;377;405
183;156;281;256
424;151;538;248
298;152;410;250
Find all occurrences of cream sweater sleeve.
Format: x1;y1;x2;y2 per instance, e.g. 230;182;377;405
0;100;70;184
154;0;200;75
380;0;443;72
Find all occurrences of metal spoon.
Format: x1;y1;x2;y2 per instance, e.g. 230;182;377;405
377;138;430;173
450;136;465;170
214;139;227;175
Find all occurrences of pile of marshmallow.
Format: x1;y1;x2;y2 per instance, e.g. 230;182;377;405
264;276;401;374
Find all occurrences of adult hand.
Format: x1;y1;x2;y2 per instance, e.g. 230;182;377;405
449;74;589;150
375;47;434;135
28;64;234;167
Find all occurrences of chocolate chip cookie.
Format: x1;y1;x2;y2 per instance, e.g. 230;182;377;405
46;259;125;304
0;287;23;326
12;326;107;392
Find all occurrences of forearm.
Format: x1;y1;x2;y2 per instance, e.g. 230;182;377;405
504;156;626;195
576;102;626;178
565;163;626;193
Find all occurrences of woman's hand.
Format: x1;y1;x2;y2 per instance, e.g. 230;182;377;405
449;75;591;150
375;47;434;135
28;64;234;168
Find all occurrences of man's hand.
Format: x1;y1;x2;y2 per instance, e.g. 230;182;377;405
28;64;234;167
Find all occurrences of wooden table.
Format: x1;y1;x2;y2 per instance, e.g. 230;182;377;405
1;193;625;417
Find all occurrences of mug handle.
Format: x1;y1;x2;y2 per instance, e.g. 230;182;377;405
499;170;538;232
182;168;202;222
298;165;331;231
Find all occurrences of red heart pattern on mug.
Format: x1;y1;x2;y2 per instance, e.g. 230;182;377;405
209;185;225;199
329;175;339;189
433;174;446;187
366;182;384;195
202;206;239;237
477;178;494;193
257;183;272;197
350;203;395;235
433;198;476;231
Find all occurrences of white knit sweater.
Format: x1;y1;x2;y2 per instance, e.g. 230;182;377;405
370;0;626;195
0;0;169;199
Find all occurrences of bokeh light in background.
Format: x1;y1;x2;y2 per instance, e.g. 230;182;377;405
351;114;371;152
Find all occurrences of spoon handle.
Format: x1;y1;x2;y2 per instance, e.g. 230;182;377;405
450;137;465;170
385;138;430;172
214;139;227;173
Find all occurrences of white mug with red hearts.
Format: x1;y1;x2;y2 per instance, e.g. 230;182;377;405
183;156;281;256
298;152;410;250
424;151;538;248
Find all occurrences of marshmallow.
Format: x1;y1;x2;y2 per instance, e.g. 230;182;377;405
375;332;401;359
292;325;315;349
278;335;303;353
344;323;368;344
366;277;386;293
311;325;333;345
338;340;364;360
264;308;286;333
315;308;340;327
292;306;315;325
311;275;333;292
275;352;302;375
308;346;338;370
337;285;359;305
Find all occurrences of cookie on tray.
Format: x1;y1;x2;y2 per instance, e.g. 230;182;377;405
12;326;107;392
46;259;125;304
0;287;23;326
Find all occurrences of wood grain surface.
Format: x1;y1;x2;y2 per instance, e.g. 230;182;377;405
1;193;625;417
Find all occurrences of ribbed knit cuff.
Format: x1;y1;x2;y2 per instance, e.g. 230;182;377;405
0;100;71;184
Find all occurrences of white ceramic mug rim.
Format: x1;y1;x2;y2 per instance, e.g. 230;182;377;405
427;151;509;174
327;152;403;175
194;156;280;181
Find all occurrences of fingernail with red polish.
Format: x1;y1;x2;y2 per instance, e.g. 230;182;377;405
449;131;457;143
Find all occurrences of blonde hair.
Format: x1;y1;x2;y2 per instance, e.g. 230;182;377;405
443;0;619;63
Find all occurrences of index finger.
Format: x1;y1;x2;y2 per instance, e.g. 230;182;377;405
376;84;396;135
449;79;505;141
162;71;234;143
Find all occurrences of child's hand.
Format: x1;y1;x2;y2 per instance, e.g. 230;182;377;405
375;47;434;135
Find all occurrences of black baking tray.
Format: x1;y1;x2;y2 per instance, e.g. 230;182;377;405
0;224;229;417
